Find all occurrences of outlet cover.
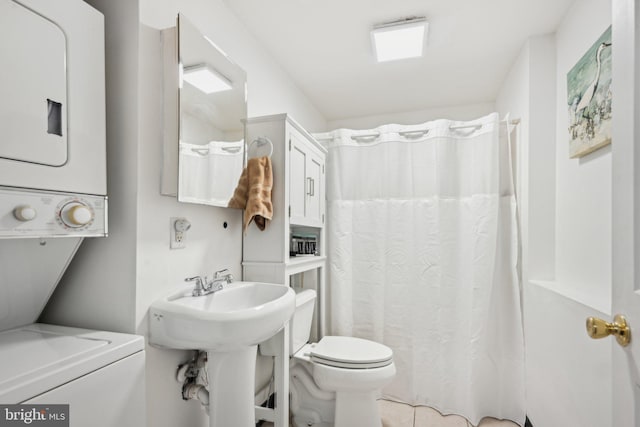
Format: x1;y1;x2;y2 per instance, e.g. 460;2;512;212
170;217;188;249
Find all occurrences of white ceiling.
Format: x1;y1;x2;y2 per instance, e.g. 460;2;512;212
222;0;575;121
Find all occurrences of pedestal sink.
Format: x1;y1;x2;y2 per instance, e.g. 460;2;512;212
149;281;295;427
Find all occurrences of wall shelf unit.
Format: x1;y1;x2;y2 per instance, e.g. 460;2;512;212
242;114;326;427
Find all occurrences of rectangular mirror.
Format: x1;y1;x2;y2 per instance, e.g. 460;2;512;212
161;14;247;208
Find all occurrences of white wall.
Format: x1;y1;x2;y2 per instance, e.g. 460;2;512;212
496;0;612;425
555;0;612;311
43;1;327;426
496;41;531;285
496;34;558;288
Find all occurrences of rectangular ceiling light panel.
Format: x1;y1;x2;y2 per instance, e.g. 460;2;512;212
183;64;232;94
372;18;427;62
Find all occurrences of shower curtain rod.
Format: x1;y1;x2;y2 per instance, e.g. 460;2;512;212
449;117;521;131
315;118;520;142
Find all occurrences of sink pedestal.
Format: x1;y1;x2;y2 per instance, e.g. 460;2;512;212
207;346;257;427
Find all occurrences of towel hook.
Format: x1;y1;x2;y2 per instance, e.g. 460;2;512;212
248;137;274;158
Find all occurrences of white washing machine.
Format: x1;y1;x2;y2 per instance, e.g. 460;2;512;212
0;0;146;425
0;237;146;426
0;324;145;425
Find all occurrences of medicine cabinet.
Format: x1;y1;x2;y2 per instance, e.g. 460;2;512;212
161;14;248;208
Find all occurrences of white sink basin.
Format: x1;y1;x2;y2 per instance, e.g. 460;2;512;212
149;281;295;351
149;281;295;427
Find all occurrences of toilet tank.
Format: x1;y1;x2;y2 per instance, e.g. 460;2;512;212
290;289;316;354
260;289;316;356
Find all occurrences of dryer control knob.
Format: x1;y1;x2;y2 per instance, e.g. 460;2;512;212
58;201;94;228
13;205;37;222
66;204;93;226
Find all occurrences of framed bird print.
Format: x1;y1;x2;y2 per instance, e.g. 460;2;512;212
567;25;612;158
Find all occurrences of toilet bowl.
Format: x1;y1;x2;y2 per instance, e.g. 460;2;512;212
260;290;396;427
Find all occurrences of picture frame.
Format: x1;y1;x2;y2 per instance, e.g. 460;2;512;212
567;26;612;158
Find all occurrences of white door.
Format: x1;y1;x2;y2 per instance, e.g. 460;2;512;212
609;1;640;425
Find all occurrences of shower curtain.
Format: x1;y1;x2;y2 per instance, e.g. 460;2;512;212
322;112;525;426
179;140;244;205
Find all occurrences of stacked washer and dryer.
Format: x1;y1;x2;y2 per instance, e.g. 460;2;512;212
0;0;145;425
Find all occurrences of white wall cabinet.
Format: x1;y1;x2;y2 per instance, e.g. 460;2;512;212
289;127;324;227
242;114;326;268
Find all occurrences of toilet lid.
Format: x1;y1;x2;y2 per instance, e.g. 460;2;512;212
310;336;393;369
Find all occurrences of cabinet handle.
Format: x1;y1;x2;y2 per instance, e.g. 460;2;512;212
307;177;315;196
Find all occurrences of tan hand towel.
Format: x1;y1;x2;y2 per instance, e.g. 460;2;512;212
228;156;273;231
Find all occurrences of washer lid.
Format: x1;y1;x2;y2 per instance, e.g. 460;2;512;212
0;323;144;403
310;336;393;369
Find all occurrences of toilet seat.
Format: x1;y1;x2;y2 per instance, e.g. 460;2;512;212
309;336;393;369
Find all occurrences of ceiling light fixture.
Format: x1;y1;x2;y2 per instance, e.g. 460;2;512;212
182;64;233;94
371;17;428;63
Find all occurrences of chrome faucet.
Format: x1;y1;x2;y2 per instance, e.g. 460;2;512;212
185;276;208;297
185;269;234;297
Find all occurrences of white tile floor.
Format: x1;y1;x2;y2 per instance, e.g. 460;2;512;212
380;400;520;427
260;399;520;427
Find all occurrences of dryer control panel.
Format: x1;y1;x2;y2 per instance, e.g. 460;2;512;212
0;187;107;238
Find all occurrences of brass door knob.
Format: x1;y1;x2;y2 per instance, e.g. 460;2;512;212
586;314;631;347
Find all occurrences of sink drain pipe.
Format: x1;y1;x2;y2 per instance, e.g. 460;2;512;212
183;383;210;406
177;351;210;406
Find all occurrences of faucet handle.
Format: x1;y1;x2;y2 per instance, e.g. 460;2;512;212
185;276;203;284
214;269;229;279
213;269;234;284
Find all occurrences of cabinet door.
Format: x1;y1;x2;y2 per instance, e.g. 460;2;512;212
289;132;308;223
289;128;325;227
306;152;323;225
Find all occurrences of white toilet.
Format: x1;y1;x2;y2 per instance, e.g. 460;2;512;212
260;289;396;427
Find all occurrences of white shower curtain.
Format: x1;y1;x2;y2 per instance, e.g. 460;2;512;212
322;112;525;426
179;140;244;205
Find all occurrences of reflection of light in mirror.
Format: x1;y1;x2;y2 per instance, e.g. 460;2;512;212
183;64;232;94
203;35;229;58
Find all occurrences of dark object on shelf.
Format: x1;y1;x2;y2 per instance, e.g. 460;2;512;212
290;233;318;256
